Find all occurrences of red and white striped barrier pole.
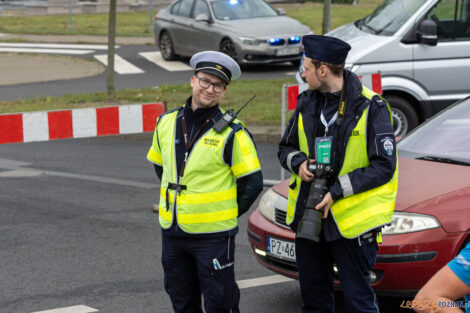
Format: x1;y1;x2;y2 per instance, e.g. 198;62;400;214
0;102;166;145
358;72;382;95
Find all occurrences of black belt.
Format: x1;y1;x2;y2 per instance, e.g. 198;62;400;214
165;182;187;211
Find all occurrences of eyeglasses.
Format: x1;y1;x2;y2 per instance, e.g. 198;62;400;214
195;76;226;93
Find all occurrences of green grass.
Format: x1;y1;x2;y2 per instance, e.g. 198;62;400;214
0;78;295;125
0;11;155;36
0;1;382;36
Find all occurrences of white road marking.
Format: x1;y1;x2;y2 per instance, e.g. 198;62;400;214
0;158;156;188
0;169;43;177
94;54;145;74
0;43;111;50
31;305;98;313
285;71;298;76
0;47;94;55
237;274;294;289
0;158;33;169
139;51;192;72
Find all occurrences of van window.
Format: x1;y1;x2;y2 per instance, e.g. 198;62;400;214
425;0;470;41
358;0;427;36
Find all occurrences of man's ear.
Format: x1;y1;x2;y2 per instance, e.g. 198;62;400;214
320;65;329;78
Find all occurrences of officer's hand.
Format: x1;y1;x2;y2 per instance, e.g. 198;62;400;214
315;192;334;219
299;159;315;182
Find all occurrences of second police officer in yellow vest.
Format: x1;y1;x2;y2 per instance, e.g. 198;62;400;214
147;51;263;313
278;35;398;313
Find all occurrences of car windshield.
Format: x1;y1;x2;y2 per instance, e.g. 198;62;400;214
211;0;278;20
356;0;426;36
398;98;470;165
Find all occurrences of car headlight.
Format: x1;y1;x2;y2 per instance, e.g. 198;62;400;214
258;188;279;222
238;37;264;45
381;212;440;235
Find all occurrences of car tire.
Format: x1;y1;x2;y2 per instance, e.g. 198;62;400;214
159;31;177;61
220;39;238;62
384;95;418;138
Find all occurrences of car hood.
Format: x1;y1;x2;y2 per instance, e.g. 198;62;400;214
395;157;470;232
326;22;398;65
273;157;470;232
216;16;311;38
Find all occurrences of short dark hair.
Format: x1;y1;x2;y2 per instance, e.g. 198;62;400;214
311;59;345;77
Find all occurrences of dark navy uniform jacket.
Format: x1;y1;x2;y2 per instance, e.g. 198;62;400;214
154;96;263;237
278;70;396;240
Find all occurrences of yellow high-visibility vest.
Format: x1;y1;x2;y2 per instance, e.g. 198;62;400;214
286;86;398;238
147;108;261;234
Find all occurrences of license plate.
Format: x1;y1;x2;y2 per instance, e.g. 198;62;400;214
266;236;296;261
275;47;299;56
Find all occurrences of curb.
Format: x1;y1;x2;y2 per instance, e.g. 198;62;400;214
0;103;281;145
115;131;281;144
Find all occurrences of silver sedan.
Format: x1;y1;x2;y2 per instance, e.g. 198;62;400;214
154;0;313;65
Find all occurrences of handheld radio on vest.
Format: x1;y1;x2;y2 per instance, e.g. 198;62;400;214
213;95;256;133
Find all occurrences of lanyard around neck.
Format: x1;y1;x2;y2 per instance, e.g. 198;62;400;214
320;105;338;137
179;109;217;180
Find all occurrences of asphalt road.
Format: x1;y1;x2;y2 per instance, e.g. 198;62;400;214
0;136;412;313
0;44;299;101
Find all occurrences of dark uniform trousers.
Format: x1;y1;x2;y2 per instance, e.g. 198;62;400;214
295;234;379;313
162;232;240;313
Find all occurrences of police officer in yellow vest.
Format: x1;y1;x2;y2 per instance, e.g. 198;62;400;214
278;35;398;313
147;51;263;313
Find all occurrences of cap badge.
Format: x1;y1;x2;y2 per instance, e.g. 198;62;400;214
216;64;222;70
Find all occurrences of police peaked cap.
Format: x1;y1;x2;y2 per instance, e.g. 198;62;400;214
302;35;351;65
190;51;241;85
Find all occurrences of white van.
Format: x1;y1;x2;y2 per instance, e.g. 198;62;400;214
296;0;470;137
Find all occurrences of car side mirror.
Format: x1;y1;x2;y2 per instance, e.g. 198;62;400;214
195;13;211;23
417;20;437;46
277;8;286;16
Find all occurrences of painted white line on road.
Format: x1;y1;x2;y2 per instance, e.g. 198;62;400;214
0;169;43;177
0;158;33;169
94;54;145;74
0;158;156;188
285;71;298;76
237;274;294;289
31;305;98;313
0;42;112;50
0;47;94;55
139;51;192;72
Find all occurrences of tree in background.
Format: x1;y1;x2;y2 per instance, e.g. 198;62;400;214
107;0;117;103
322;0;332;34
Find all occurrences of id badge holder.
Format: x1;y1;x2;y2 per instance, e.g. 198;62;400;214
315;136;333;165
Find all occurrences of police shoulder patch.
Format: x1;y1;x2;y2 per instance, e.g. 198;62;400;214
380;136;395;156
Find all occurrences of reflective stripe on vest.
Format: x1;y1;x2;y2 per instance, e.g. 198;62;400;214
156;109;239;234
286;113;309;225
331;86;398;238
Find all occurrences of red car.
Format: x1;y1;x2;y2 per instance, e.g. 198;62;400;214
248;97;470;296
